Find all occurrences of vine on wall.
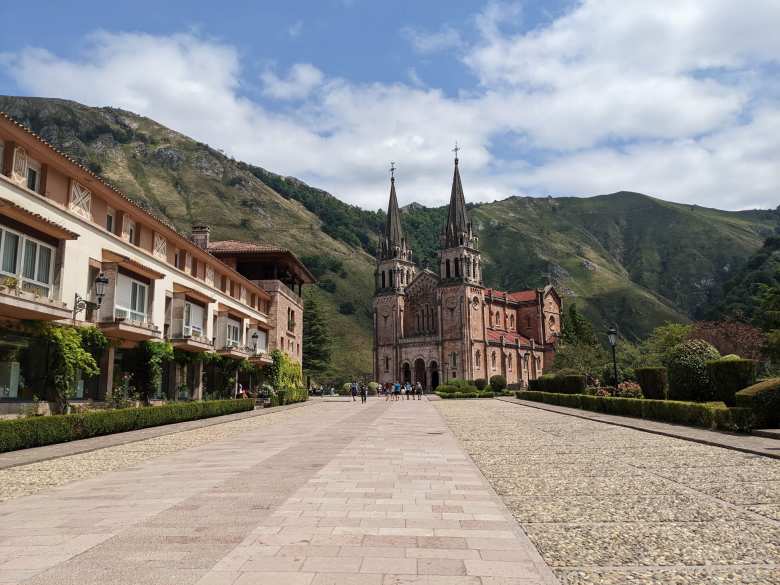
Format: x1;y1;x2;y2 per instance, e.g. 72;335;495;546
268;349;303;390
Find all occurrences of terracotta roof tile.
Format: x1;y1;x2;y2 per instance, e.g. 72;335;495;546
208;240;289;254
486;329;531;345
0;195;79;239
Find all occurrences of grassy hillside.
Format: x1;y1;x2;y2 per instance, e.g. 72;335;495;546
0;95;775;373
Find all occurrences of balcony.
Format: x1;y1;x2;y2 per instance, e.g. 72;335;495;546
170;328;214;353
0;278;71;321
216;341;253;360
99;306;161;342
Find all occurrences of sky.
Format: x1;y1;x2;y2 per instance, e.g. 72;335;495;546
0;0;779;211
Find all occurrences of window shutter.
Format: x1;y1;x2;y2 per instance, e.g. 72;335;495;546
153;233;167;260
69;182;92;219
11;147;28;186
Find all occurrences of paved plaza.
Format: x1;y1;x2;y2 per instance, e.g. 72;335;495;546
0;399;776;584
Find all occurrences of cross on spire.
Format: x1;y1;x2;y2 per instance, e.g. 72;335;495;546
452;141;460;163
390;161;396;181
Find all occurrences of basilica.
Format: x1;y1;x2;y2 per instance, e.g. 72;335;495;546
372;155;561;390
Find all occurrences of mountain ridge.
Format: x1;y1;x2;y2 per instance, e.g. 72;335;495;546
0;95;775;378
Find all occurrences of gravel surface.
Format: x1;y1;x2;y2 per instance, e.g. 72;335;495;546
436;399;780;585
0;408;304;503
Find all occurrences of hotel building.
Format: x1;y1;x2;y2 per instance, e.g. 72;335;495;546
0;112;312;411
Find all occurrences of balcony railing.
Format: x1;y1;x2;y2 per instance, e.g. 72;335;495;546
115;306;149;324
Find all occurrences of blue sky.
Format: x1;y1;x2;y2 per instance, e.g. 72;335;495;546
1;1;779;210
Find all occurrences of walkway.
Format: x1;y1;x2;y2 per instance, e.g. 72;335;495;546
0;399;557;585
437;399;780;585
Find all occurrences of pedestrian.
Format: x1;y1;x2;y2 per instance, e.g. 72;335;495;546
405;382;412;400
415;381;423;400
360;384;367;404
393;381;401;401
351;381;357;402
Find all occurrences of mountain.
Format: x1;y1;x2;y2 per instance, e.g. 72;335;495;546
0;95;776;375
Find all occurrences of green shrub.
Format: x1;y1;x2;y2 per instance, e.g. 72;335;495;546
667;340;720;402
489;375;507;392
635;367;668;399
735;378;780;428
516;391;752;432
474;378;488;391
0;399;254;453
560;374;586;394
614;381;643;398
707;359;757;406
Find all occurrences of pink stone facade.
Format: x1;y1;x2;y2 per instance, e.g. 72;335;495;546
373;159;561;390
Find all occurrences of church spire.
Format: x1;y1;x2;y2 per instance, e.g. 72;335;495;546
380;162;408;261
444;144;470;248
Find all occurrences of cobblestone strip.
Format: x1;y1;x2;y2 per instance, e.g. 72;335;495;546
195;397;559;585
436;400;780;585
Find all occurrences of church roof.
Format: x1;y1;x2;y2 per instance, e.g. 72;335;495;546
486;329;532;345
484;288;542;303
444;157;469;244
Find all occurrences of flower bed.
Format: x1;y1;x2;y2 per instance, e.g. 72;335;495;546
435;391;495;399
516;391;753;432
0;399;255;453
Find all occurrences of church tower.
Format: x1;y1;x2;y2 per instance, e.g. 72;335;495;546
373;165;416;384
376;164;416;293
438;149;481;285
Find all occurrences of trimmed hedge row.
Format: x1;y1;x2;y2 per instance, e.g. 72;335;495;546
528;373;586;394
516;391;753;432
736;378;780;428
0;399;255;453
635;367;668;399
270;388;309;407
436;391;495;399
707;359;756;406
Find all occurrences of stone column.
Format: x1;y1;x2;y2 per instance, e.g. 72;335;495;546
98;345;115;401
193;360;204;400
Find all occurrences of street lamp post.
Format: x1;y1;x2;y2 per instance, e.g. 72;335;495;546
607;326;618;386
73;272;109;323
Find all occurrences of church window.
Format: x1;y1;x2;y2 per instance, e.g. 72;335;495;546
466;259;471;277
549;315;556;328
510;315;515;329
507;355;512;371
524;354;530;370
495;311;500;325
384;356;390;372
450;352;458;368
390;270;394;287
381;271;386;289
473;259;478;280
491;351;497;370
475;351;481;368
455;258;460;277
445;260;451;279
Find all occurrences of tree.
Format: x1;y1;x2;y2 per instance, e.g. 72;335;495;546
688;321;766;361
303;293;332;377
637;322;693;367
43;326;100;413
552;342;607;378
561;303;597;346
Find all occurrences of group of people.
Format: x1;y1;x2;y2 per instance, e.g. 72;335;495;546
384;381;424;401
349;382;369;403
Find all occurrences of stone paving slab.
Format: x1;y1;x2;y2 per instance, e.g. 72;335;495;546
0;400;313;470
437;400;780;585
0;398;558;584
498;397;780;459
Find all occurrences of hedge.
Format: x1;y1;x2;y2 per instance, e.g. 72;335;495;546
516;391;753;432
435;391;494;399
667;339;720;402
489;375;507;392
735;378;780;428
270;388;309;407
635;367;668;400
0;399;255;453
707;359;756;406
527;373;586;394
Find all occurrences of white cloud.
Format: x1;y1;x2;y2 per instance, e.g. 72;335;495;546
2;0;779;211
261;63;323;100
401;25;463;54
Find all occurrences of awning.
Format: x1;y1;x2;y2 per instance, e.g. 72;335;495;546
172;282;216;305
102;249;165;280
0;197;79;240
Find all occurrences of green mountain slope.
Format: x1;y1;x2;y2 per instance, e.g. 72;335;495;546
0;95;775;371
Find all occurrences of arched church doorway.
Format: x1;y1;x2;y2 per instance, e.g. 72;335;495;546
402;363;412;384
429;361;439;391
414;359;426;389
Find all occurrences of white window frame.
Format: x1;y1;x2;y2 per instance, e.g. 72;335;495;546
0;226;55;297
115;274;148;322
226;318;241;347
183;301;204;337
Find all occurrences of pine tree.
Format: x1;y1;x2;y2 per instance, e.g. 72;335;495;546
303;292;332;377
561;303;597;346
